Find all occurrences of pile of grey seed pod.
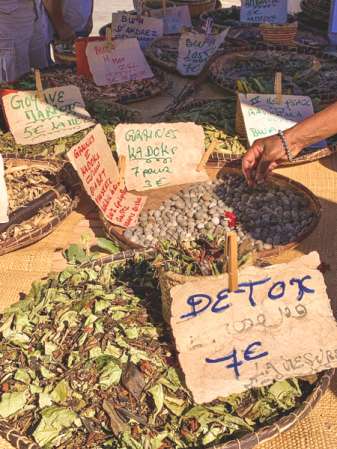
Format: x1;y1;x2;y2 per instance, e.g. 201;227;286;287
124;174;316;252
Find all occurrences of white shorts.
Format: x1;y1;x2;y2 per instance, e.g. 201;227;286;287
0;0;50;82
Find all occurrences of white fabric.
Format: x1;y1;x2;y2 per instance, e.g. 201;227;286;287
0;0;49;81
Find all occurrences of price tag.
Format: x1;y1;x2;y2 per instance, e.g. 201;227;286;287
171;252;337;403
150;5;192;35
240;0;287;24
0;155;9;224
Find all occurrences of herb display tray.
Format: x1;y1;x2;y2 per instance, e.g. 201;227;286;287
101;166;321;259
0;251;332;449
0;158;79;256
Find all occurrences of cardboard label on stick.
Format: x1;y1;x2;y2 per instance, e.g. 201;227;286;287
67;124;146;228
2;86;95;145
240;0;287;24
0;155;9;224
86;38;154;86
111;12;164;49
171;252;337;404
114;122;209;191
177;29;229;76
150;5;192;35
238;93;326;148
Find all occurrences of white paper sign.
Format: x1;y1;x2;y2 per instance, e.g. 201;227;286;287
177;29;229;76
150;6;192;35
171;252;337;404
115;122;209;191
0;155;9;224
2;86;95;145
240;0;287;24
67;124;146;228
85;38;154;86
111;12;164;49
239;93;326;148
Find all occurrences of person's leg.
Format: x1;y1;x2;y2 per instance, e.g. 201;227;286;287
29;1;51;70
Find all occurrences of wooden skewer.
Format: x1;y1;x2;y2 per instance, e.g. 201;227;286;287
274;72;282;105
227;232;238;292
196;140;217;172
34;69;44;102
105;26;114;49
162;0;167;15
118;155;126;189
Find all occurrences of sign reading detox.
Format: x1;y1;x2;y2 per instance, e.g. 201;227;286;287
240;0;287;24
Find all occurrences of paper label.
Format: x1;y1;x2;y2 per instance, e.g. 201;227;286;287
239;93;326;148
177;29;229;76
85;38;154;86
171;252;337;404
150;5;192;35
0;155;9;224
67;124;146;228
111;12;164;49
114;122;209;191
2;86;95;145
240;0;287;24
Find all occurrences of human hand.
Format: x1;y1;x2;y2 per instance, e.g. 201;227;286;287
55;22;76;42
242;133;298;186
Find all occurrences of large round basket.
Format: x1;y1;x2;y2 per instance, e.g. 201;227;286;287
0;157;79;256
100;166;321;259
174;0;217;18
260;21;298;46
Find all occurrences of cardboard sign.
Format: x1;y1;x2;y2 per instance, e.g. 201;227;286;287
111;12;164;49
0;155;9;224
240;0;287;24
85;38;154;86
2;86;95;145
67;125;146;228
329;0;337;34
150;5;192;35
177;29;229;76
114;122;209;191
171;252;337;403
238;93;326;148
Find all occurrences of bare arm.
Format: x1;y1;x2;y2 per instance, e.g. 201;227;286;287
43;0;76;41
242;101;337;185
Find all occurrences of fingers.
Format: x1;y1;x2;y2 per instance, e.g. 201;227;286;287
242;142;263;186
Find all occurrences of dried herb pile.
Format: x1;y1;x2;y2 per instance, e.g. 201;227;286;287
0;259;316;448
168;99;246;158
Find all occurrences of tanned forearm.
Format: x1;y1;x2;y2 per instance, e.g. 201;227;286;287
43;0;65;29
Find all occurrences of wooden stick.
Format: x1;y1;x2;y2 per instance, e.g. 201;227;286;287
118;155;126;189
227;232;238;292
162;0;167;15
34;69;44;102
274;72;282;105
196;140;217;172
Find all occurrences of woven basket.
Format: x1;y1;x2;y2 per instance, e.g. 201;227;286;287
100;166;321;259
174;0;217;18
260;21;298;45
0;157;79;256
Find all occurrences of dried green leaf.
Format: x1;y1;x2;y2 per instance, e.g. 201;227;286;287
0;391;27;418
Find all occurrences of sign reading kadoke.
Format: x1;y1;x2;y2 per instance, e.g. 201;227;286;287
114;122;209;191
2;86;95;145
67;125;146;228
177;29;229;76
238;93;326;147
171;252;337;404
85;38;154;86
240;0;287;24
111;12;163;49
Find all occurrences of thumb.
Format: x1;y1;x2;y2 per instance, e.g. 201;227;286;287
256;154;272;184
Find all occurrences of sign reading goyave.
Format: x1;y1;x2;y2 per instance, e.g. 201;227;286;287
114;122;209;191
67;124;146;228
2;86;95;145
238;93;326;148
171;252;337;404
111;12;164;49
177;29;229;76
86;38;154;86
240;0;287;24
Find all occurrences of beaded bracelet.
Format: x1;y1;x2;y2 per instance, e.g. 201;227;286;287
277;130;294;162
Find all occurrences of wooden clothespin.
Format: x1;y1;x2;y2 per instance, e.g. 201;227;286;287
105;26;114;49
274;72;282;105
227;232;238;292
196;140;217;172
118;155;126;189
34;69;44;102
162;0;167;16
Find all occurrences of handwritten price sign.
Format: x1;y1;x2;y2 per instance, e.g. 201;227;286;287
86;38;154;87
240;0;287;24
67;124;146;228
150;5;192;35
114;122;209;191
171;252;337;403
2;86;95;145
